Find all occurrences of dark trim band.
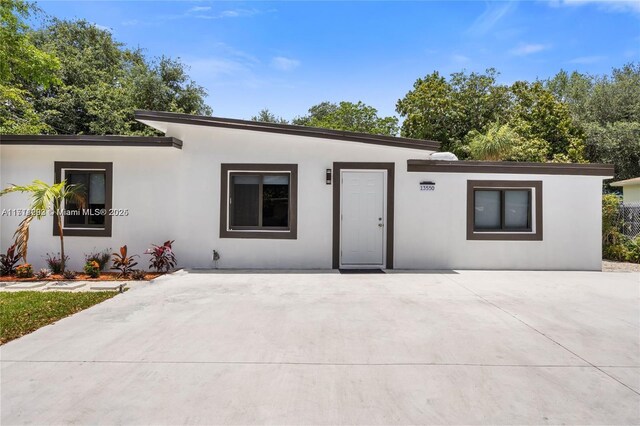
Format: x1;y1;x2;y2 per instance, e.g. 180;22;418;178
220;164;298;240
54;162;113;237
408;160;614;176
1;135;183;149
136;110;440;151
332;162;395;269
467;180;543;241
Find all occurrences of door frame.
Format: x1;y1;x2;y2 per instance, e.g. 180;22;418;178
332;162;395;269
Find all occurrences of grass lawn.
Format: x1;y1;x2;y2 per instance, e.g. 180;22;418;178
0;291;118;344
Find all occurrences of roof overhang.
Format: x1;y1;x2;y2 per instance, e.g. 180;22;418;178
610;177;640;187
407;160;614;177
135;110;441;151
0;134;183;149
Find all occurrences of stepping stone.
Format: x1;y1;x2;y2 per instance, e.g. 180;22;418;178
90;282;126;291
47;281;86;290
6;281;48;289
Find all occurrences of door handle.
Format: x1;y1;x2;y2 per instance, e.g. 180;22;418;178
378;223;384;227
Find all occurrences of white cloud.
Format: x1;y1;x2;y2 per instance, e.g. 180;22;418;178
549;0;640;14
188;6;212;13
270;56;301;71
451;54;471;63
467;2;516;36
567;55;606;64
510;43;549;55
93;23;111;32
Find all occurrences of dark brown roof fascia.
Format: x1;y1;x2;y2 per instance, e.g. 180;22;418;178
135;110;441;151
0;134;183;149
407;160;614;177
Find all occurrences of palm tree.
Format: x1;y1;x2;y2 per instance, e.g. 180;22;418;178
0;180;84;271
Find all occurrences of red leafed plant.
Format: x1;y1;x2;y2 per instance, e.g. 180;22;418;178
145;240;176;273
111;245;139;278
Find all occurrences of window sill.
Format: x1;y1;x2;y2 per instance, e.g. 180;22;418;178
467;231;542;241
54;228;111;237
220;229;297;239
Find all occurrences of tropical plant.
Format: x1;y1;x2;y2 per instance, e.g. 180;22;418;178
35;268;51;279
145;240;176;272
63;269;77;280
15;263;33;278
111;245;138;278
0;180;85;271
85;248;111;271
131;269;146;280
45;252;69;274
626;237;640;263
0;243;21;276
83;260;100;278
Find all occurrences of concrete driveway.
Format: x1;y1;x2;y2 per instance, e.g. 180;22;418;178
1;270;639;425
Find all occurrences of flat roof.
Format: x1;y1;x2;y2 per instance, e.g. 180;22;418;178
135;110;441;151
0;134;183;149
407;160;615;177
610;177;640;187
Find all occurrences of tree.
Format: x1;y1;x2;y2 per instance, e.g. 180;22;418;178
0;180;84;271
293;101;399;136
467;123;523;161
251;108;288;124
583;121;640;181
0;0;59;133
396;69;585;162
396;69;511;155
25;19;211;135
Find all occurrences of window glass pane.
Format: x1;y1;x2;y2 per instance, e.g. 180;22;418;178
231;175;259;226
474;190;501;230
89;173;106;204
263;175;289;227
66;173;87;225
504;190;530;229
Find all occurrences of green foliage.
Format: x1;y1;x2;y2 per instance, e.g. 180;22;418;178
0;0;59;133
83;260;100;278
111;245;138;278
85;248;111;271
15;263;33;278
582;121;640;181
396;69;511;155
0;291;117;343
293;101;399;136
467;123;522;161
601;194;640;263
251;108;288;124
0;179;85;270
546;63;640;179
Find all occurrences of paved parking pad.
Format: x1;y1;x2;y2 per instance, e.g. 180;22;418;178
1;270;638;424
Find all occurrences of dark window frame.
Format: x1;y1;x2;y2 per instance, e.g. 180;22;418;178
220;164;298;239
467;180;542;241
54;162;113;237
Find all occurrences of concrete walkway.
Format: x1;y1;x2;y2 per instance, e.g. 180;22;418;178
1;270;638;424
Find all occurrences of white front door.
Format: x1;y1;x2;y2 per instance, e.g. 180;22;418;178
340;170;386;267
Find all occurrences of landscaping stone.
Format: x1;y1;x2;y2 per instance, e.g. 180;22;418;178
6;281;48;289
47;282;86;290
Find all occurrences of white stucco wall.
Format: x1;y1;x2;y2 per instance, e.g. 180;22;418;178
0;124;606;271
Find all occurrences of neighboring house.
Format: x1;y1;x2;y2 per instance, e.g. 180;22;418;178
0;110;614;271
611;177;640;203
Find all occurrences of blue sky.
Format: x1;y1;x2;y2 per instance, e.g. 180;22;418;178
36;1;640;120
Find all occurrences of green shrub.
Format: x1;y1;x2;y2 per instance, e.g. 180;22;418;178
626;237;640;263
83;260;100;278
15;264;33;278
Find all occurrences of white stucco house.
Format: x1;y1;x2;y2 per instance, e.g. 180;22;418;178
611;177;640;203
0;110;614;271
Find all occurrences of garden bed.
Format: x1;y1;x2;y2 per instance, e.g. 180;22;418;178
0;271;162;282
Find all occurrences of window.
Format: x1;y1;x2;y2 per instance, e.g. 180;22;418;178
54;162;112;237
220;164;297;239
467;180;542;241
